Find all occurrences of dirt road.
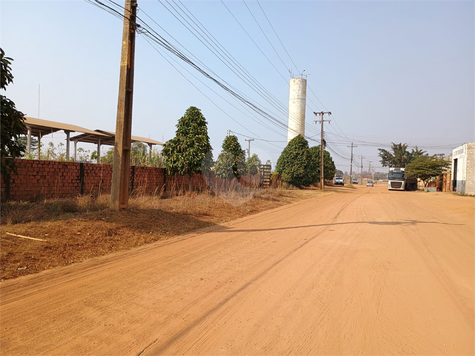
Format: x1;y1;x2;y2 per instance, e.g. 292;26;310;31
1;185;473;355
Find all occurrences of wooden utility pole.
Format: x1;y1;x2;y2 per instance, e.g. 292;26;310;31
347;142;357;185
360;155;363;184
314;111;331;190
110;0;137;210
245;138;254;159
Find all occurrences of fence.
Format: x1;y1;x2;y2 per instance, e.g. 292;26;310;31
0;159;264;202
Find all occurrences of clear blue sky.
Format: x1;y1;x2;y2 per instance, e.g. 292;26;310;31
1;0;473;173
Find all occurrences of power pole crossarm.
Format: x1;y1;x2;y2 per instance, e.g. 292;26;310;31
313;111;331;190
245;138;254;159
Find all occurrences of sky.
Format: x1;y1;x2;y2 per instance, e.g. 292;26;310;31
1;0;474;174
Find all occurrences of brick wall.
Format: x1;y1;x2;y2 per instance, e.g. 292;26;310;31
1;160;264;202
82;163;113;196
131;166;166;195
1;160;82;201
1;159;166;202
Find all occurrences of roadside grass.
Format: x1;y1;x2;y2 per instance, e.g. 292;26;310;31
1;187;323;281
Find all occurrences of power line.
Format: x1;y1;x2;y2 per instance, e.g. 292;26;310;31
256;0;300;74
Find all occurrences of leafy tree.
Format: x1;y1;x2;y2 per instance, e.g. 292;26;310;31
1;48;26;178
101;148;114;165
246;153;261;175
18;135;38;156
131;142;148;166
378;142;426;168
215;135;247;179
308;146;336;183
162;106;212;188
214;151;235;179
276;135;314;187
405;155;450;187
76;148;91;163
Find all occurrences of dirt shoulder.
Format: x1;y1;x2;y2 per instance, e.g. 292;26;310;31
0;187;332;281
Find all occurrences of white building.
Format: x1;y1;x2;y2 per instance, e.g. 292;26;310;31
452;143;475;195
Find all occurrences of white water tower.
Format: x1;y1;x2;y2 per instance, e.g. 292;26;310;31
287;77;307;142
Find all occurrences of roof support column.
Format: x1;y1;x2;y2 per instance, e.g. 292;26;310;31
65;131;70;161
148;143;152;163
74;140;78;162
38;132;42;160
26;125;31;155
97;138;101;164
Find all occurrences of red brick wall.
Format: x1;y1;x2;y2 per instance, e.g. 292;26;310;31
1;160;263;202
1;159;166;202
131;166;166;195
82;164;113;196
1;160;82;201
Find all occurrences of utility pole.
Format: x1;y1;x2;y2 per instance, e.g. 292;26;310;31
347;142;357;185
368;161;372;181
314;111;331;190
245;138;254;159
110;0;137;210
227;129;230;137
360;155;363;184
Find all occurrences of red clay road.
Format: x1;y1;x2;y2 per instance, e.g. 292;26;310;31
1;185;474;355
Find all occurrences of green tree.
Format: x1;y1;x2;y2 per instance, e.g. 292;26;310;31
215;135;247;179
131;142;148;166
162;106;212;188
100;148;114;165
18;135;38;157
76;148;91;163
1;48;26;178
308;146;336;183
246;153;261;175
378;143;426;168
276;135;314;187
405;155;450;187
214;151;235;179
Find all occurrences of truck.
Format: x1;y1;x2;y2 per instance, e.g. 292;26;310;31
388;167;417;191
334;176;344;186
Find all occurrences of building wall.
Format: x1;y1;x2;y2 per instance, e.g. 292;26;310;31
466;143;475;195
452;143;475;195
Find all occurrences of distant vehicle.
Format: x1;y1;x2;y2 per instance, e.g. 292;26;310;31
366;180;374;187
352;178;359;184
334;176;344;186
388;167;417;191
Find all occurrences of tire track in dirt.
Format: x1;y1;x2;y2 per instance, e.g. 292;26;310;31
144;190;369;354
1;186;473;355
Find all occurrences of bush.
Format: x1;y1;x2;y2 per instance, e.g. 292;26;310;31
276;135;314;187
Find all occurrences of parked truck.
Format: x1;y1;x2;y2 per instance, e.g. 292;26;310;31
388;167;417;191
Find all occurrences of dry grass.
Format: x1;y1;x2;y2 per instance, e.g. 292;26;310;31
1;187;323;281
